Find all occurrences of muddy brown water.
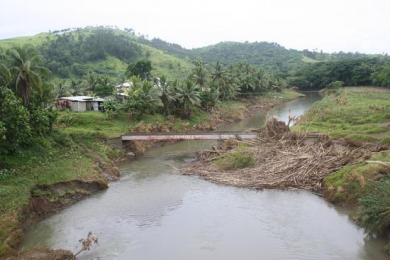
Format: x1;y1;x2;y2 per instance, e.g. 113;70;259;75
22;93;387;259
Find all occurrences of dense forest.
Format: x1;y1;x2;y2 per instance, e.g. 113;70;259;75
290;57;390;89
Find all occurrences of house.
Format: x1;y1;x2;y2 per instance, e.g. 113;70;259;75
115;82;132;94
114;82;132;102
57;96;105;112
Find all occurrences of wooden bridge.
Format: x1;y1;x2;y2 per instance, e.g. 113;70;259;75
121;131;258;141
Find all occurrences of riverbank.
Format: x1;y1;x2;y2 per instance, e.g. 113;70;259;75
0;89;301;259
184;87;390;253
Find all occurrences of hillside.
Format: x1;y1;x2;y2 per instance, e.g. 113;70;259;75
0;27;194;81
0;26;389;88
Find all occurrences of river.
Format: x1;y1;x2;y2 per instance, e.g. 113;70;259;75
22;93;387;259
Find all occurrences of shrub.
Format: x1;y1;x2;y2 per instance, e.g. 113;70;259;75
103;99;122;119
0;87;32;154
326;80;344;89
29;108;57;136
358;176;390;239
214;147;255;170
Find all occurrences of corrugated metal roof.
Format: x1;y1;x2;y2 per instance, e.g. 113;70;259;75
60;96;104;102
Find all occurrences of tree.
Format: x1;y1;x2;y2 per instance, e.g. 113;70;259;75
125;79;161;118
126;60;152;80
85;72;98;93
0;49;11;87
191;60;208;89
211;62;237;100
54;81;68;97
94;76;114;97
199;83;219;111
69;79;83;96
157;76;175;115
0;87;31;154
177;80;201;118
8;46;49;106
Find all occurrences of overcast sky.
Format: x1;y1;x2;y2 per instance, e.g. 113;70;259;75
0;0;389;53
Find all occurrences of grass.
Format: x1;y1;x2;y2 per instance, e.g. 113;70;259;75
358;176;390;239
323;150;389;205
293;86;390;244
293;87;390;144
139;44;193;80
0;31;195;82
0;90;301;257
56;111;140;138
0;131;111;256
214;146;255;170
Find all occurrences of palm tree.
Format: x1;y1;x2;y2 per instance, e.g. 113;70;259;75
85;72;98;93
157;75;175;115
54;81;67;97
0;50;11;87
191;60;208;89
211;62;237;100
69;79;83;96
178;80;200;118
8;46;49;106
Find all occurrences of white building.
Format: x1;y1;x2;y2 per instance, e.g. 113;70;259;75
58;96;105;112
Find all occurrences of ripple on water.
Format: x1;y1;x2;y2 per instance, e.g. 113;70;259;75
21;95;387;259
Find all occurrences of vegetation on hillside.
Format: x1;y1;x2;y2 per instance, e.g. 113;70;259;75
0;26;194;82
289;57;389;89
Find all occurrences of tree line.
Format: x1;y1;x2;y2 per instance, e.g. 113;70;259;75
104;59;283;119
289;57;390;90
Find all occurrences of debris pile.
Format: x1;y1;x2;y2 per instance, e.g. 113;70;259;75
183;118;379;191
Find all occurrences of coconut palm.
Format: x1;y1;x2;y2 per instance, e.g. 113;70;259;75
157;75;175;115
211;62;237;100
54;81;68;97
177;80;201;118
0;50;11;87
85;72;98;93
191;60;208;89
8;46;49;106
69;79;83;96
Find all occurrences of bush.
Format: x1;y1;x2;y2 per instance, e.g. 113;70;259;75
326;80;344;89
29;108;57;136
200;87;219;111
358;176;390;239
103;99;122;118
126;91;161;119
0;87;32;154
214;147;255;170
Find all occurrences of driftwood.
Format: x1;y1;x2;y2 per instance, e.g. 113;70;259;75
74;232;98;257
183;118;381;191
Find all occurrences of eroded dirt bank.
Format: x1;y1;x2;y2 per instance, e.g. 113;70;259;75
4;179;108;259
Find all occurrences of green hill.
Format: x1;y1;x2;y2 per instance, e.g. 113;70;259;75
0;27;194;81
0;26;389;86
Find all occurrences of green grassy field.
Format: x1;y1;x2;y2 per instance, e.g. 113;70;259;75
293;87;390;144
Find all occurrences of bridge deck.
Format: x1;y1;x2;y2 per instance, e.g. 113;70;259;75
121;131;258;141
